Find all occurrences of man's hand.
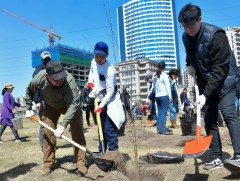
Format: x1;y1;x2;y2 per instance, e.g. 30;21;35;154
187;65;196;76
25;110;35;119
35;103;41;110
195;94;206;109
87;82;94;89
94;106;103;114
12;109;16;114
54;126;65;138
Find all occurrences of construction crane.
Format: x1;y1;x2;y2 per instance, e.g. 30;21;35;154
2;9;61;46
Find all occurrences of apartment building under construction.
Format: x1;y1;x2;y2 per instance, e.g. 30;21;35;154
31;44;93;88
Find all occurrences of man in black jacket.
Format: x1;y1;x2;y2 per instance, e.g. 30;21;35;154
179;3;240;172
81;83;97;127
33;51;51;151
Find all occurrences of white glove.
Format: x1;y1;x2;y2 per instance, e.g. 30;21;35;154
195;94;206;109
54;126;65;138
146;99;151;104
25;110;35;119
187;65;196;76
89;87;100;98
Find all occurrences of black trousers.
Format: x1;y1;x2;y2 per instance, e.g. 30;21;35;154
85;105;97;125
0;124;20;139
201;87;240;160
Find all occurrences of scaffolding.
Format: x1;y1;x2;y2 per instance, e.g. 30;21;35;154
32;44;93;88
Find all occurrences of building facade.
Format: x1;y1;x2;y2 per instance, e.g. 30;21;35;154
32;44;93;88
115;58;158;104
225;27;240;66
117;0;180;72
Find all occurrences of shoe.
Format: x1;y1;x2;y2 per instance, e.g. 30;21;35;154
76;166;88;177
15;139;22;142
41;167;52;176
87;124;92;128
203;158;223;170
0;139;3;143
224;158;240;173
158;131;173;135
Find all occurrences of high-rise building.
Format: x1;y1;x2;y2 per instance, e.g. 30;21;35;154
32;44;93;88
115;58;158;104
225;27;240;66
117;0;180;72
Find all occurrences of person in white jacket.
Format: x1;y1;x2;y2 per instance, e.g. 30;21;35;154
87;42;125;153
148;61;172;135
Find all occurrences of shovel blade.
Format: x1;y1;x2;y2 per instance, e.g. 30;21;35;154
183;135;212;158
147;114;154;124
93;157;115;172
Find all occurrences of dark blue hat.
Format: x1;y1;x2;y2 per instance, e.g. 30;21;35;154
93;42;108;56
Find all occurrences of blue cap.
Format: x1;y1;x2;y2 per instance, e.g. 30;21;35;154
93;42;108;56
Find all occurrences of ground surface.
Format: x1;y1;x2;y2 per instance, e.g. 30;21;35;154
0;113;240;181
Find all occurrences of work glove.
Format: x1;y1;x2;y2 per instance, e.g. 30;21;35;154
54;125;65;138
187;65;196;76
87;82;94;89
89;87;100;98
35;103;41;110
195;94;206;109
94;106;103;114
25;110;35;119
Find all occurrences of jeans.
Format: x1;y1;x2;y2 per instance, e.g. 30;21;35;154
99;106;118;152
169;98;177;121
202;87;240;160
155;96;169;133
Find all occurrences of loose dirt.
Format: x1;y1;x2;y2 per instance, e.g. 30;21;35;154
0;113;240;181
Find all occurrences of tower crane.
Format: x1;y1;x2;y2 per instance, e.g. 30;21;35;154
2;9;61;46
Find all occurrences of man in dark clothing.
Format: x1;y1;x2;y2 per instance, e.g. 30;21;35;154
180;88;188;104
179;3;240;172
81;83;97;127
120;88;131;116
32;51;51;151
145;74;156;118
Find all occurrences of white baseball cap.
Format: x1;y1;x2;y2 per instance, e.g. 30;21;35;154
41;51;51;59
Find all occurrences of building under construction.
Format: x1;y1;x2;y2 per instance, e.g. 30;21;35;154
32;44;93;88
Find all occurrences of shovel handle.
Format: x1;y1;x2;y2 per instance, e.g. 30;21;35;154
193;75;201;138
94;98;104;141
31;115;89;153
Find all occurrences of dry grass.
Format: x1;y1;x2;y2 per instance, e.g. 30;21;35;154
0;113;240;181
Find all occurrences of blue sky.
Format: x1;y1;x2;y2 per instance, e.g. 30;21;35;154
1;0;240;99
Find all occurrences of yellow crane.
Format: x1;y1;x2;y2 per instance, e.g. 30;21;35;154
2;9;61;46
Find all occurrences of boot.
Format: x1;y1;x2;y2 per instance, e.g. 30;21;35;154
171;120;179;128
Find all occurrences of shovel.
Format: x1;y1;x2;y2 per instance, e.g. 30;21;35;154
94;98;106;154
182;76;212;158
31;115;114;172
147;101;154;124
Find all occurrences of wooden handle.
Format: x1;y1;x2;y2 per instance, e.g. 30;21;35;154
31;115;87;152
94;98;104;141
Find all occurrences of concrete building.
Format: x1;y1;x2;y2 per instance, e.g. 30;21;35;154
32;44;93;89
115;58;158;105
117;0;181;71
225;27;240;66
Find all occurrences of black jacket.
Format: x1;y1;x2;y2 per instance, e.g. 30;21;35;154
81;87;94;105
183;22;238;98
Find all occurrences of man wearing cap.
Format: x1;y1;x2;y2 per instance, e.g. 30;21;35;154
24;60;87;177
87;41;125;153
32;51;51;152
145;74;156;119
